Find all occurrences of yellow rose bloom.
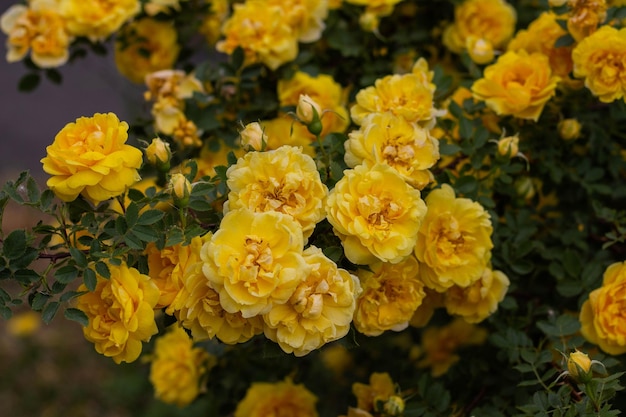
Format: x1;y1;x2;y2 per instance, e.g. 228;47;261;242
149;325;213;408
0;2;71;68
201;208;310;318
199;0;230;46
443;266;510;323
216;2;298;70
443;0;516;63
234;378;319;417
263;246;361;356
114;18;180;84
580;261;626;355
507;12;574;81
567;0;607;42
350;72;438;128
353;256;426;336
327;163;427;265
345;112;440;190
41;112;143;204
60;0;140;42
260;116;317;156
572;25;626;103
277;71;350;137
225;145;328;240
258;0;329;43
76;261;160;364
414;184;493;292
416;318;488;377
351;372;396;413
471;50;560;121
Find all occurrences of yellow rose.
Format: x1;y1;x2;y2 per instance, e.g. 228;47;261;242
344;112;440;190
263;246;361;356
114;18;180;84
567;0;607;42
443;266;510;323
0;2;72;68
239;121;267;151
572;25;626;103
260;116;317;156
258;0;328;43
149;325;214;408
216;2;298;70
353;256;426;336
61;0;140;42
443;0;516;63
414;184;493;292
41;112;143;204
351;72;438;128
416;318;488;377
76;261;160;364
471;50;560;121
326;163;428;265
201;208;310;318
234;378;319;417
225;145;328;240
277;71;350;137
351;372;396;413
580;261;626;355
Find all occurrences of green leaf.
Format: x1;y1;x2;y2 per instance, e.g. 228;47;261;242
45;68;62;85
64;308;88;327
69;247;88;268
124;233;143;250
18;73;41;92
25;176;40;203
83;268;97;291
42;301;60;324
14;268;40;284
55;265;79;284
125;202;139;228
94;261;110;279
60;290;86;303
131;225;159;242
137;209;165;225
31;292;50;311
554;34;575;48
3;229;27;260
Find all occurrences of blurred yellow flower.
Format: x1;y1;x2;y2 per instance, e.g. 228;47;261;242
149;325;214;407
443;266;510;323
326;163;427;265
199;0;230;46
225;145;328;240
61;0;140;42
201;208;309;318
416;318;488;377
260;116;317;156
353;256;426;336
414;184;493;292
572;25;626;103
0;1;71;68
217;2;298;70
234;378;319;417
260;0;329;43
472;50;560;121
580;261;626;355
6;311;41;337
76;261;160;364
114;18;180;84
351;372;396;413
41;112;143;204
443;0;516;63
345;112;440;189
558;118;582;141
263;246;361;356
567;0;607;42
144;0;188;16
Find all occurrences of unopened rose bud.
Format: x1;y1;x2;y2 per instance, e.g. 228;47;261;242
239;121;266;151
567;350;592;383
497;134;519;157
558;118;582;141
358;11;380;32
169;173;192;207
515;176;535;200
296;94;323;136
145;138;172;171
467;36;494;64
383;395;405;416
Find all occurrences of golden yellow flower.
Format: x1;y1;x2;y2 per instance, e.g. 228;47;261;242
225;145;328;240
149;325;213;407
572;25;626;103
351;372;396;413
320;343;354;376
507;11;574;81
345;112;440;190
199;0;229;46
41;112;143;204
201;208;310;318
6;311;41;337
416;318;488;377
263;246;361;356
443;266;510;323
76;261;160;364
350;72;438;128
60;0;140;42
114;18;180;84
0;1;71;68
580;261;626;355
472;50;560;121
216;2;298;70
353;256;426;336
258;0;328;43
414;184;493;292
567;0;607;42
277;71;350;137
443;0;516;63
260;116;317;156
326;163;428;265
234;379;319;417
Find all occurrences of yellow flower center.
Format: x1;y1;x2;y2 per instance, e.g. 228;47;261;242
358;195;402;231
434;213;470;264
